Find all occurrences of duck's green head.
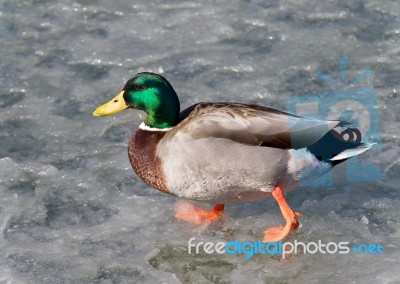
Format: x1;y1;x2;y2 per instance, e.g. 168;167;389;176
93;72;180;129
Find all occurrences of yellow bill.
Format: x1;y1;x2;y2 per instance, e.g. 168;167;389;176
93;91;128;116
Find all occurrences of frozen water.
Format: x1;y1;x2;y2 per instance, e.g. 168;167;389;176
0;0;399;283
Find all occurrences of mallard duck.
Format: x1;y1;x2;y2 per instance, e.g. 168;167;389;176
93;72;373;242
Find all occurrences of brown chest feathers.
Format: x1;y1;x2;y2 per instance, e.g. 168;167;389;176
128;128;170;194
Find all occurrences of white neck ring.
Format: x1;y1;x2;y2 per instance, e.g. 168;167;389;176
138;122;173;132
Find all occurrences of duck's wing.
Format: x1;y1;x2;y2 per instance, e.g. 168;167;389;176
169;102;346;149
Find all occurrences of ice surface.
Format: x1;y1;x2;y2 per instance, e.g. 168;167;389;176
0;0;399;283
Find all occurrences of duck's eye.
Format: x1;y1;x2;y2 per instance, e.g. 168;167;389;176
114;100;118;103
134;84;146;91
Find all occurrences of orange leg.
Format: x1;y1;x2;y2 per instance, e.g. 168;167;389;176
175;200;225;225
262;186;301;243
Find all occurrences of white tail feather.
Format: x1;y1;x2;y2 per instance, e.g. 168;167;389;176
330;143;375;161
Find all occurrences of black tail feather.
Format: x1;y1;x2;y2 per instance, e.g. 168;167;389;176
307;128;362;166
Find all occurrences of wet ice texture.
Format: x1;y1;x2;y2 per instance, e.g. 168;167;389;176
0;0;399;283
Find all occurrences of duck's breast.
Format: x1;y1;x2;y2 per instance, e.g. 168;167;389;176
128;128;171;194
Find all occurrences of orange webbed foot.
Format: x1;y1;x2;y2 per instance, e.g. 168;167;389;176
175;200;225;225
263;223;292;243
262;186;301;243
